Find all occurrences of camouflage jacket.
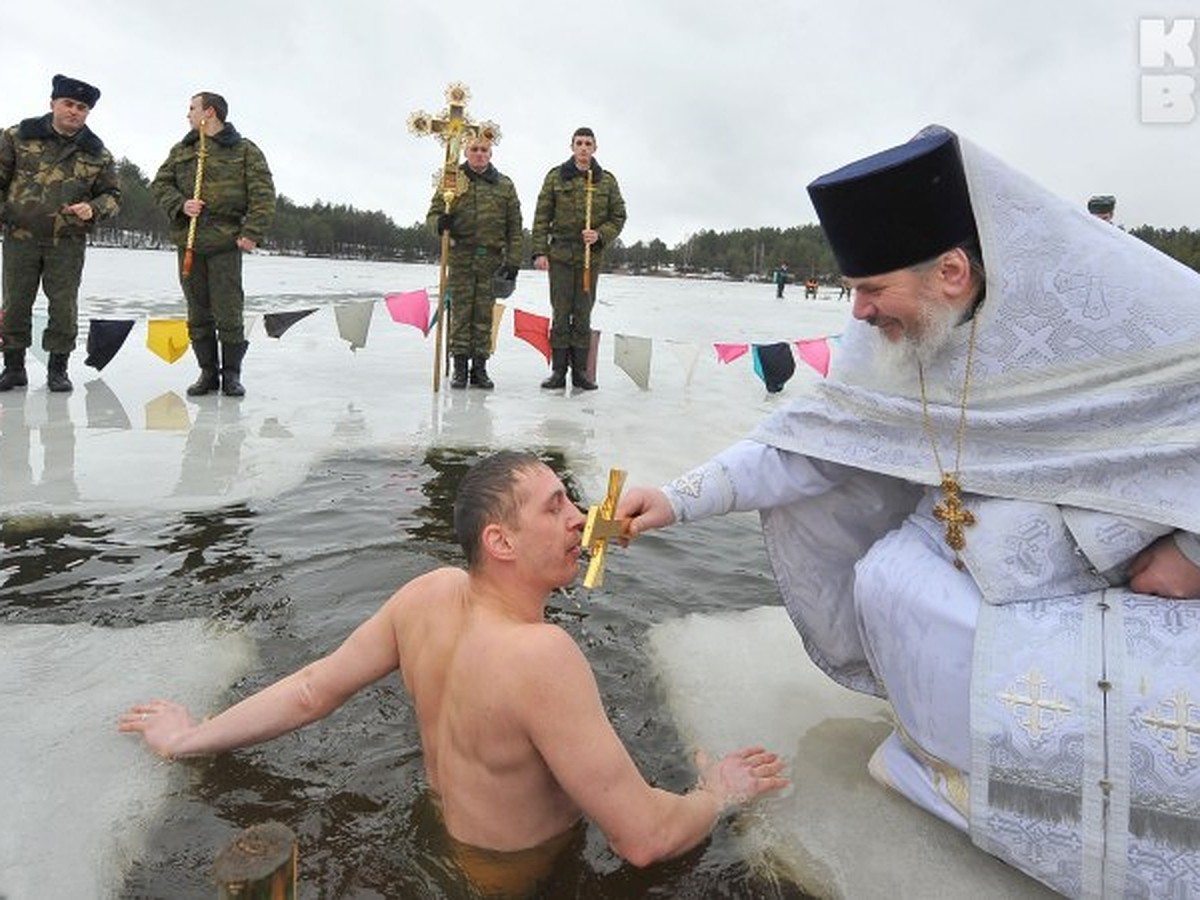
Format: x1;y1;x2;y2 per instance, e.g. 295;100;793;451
0;114;120;242
530;158;626;265
152;122;276;253
425;162;522;268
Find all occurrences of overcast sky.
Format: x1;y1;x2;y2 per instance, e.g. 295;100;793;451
4;1;1196;246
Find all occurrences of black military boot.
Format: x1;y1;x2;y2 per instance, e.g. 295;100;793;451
186;337;221;397
220;341;249;397
47;352;73;393
0;349;28;391
540;348;568;389
450;354;469;390
469;356;494;390
570;346;597;391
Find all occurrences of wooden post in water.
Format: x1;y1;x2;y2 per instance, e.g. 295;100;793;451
213;820;297;899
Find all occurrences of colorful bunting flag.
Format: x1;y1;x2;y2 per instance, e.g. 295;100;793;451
714;343;749;364
753;342;796;394
385;290;432;335
28;314;49;367
85;319;135;371
264;308;317;339
585;329;600;384
490;303;506;355
614;334;652;389
666;340;702;386
795;338;831;377
146;320;190;364
335;301;375;351
513;309;551;363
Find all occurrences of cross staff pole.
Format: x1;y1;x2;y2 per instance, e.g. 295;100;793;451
408;84;502;392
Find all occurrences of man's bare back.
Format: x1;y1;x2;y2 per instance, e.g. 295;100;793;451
392;566;585;850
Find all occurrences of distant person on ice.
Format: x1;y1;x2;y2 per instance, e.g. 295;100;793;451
120;451;786;895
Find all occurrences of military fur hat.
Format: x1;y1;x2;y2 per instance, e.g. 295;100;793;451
51;74;101;108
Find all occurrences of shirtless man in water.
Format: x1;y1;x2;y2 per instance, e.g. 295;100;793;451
118;450;787;876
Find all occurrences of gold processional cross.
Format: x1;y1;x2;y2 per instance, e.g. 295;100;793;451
581;469;632;589
932;473;975;568
407;83;501;390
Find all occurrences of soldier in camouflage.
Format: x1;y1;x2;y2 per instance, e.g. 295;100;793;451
531;127;626;391
152;92;275;398
0;74;121;393
426;136;522;390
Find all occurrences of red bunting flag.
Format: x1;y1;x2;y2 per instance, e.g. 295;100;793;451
794;338;831;377
714;343;749;364
385;290;432;336
513;309;552;363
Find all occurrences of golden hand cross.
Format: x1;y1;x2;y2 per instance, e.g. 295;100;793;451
582;469;632;589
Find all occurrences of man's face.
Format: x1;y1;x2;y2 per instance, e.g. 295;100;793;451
851;265;962;369
186;96;209;131
465;141;492;173
571;134;596;169
49;98;90;136
507;464;586;590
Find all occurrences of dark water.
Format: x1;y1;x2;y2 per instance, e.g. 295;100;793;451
0;447;809;899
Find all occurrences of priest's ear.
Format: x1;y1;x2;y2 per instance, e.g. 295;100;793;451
936;247;977;305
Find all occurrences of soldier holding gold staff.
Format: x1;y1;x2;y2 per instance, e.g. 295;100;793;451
153;92;275;398
426;134;522;391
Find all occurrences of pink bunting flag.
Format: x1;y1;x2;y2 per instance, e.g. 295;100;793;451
513;309;552;363
794;338;831;377
714;343;749;364
385;290;432;336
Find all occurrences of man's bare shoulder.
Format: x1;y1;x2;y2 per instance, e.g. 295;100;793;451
383;566;468;609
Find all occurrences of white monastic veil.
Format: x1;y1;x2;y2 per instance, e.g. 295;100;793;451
751;128;1200;694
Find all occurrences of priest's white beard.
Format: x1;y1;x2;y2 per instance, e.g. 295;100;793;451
870;291;962;377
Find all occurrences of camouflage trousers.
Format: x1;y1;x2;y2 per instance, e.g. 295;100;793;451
0;236;86;353
547;259;598;350
446;247;501;357
178;247;246;344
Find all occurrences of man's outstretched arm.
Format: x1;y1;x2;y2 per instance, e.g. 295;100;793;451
118;582;411;757
522;626;787;868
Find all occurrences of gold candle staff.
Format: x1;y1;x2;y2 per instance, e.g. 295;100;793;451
582;167;595;296
181;122;208;278
408;83;501;391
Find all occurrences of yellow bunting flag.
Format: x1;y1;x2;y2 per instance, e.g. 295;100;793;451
146;319;191;364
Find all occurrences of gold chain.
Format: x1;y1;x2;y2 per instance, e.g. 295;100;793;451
917;314;979;569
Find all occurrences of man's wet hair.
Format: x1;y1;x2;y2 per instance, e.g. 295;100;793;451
573;127;595;141
454;451;545;569
194;91;228;123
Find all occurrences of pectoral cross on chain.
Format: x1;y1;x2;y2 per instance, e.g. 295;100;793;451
582;469;632;589
932;473;975;569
